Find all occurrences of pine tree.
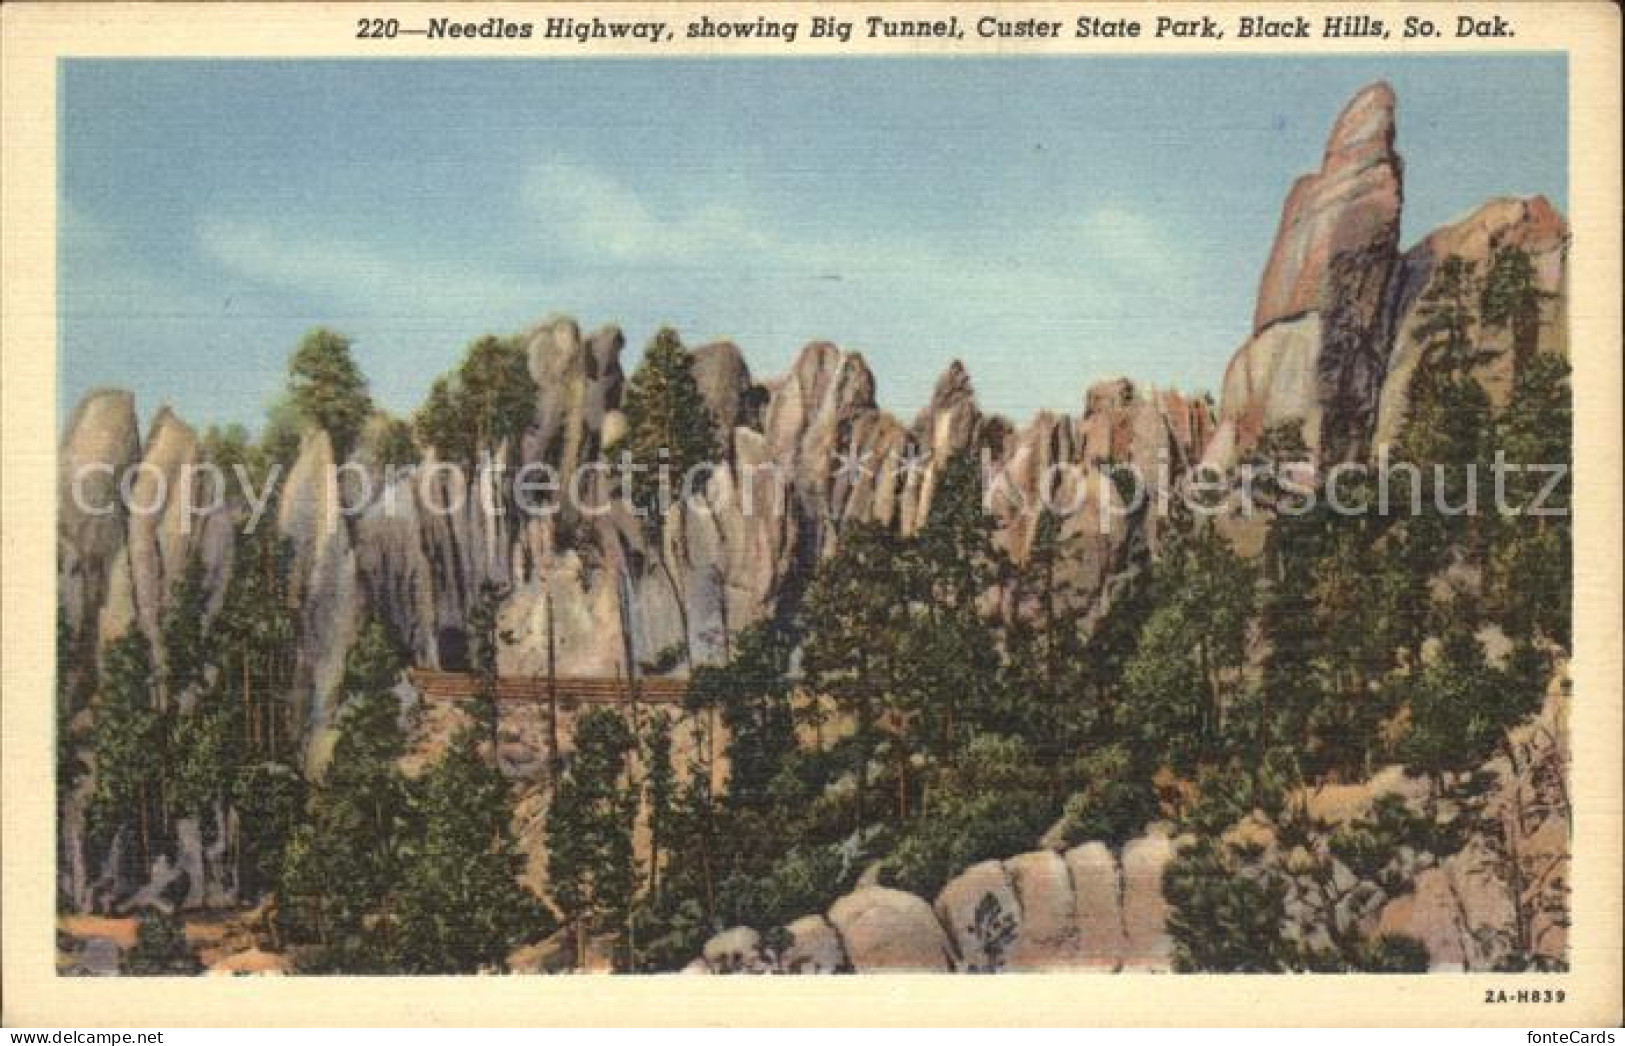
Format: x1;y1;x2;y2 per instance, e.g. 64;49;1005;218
458;335;536;458
163;551;242;833
693;622;796;812
287;328;372;462
413;336;536;466
642;711;677;902
215;525;298;761
911;450;1008;761
87;628;165;874
395;729;547;973
159;552;211;709
414;376;475;466
230;761;304;902
1163;837;1291;972
368;415;421;470
123;912;203;975
801;521;915;832
613;327;718;521
1480;246;1551;374
1003;507;1090;750
547;708;637;968
466;581;506;752
1401;613;1541;794
277;619;411;966
1487;352;1571;647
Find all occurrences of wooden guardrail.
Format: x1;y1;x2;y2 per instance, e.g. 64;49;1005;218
407;668;688;706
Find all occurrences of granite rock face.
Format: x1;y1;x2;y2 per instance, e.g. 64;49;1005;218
1216;83;1568;468
58;389;142;710
1220;82;1404;463
1372;196;1568;450
1253;83;1403;333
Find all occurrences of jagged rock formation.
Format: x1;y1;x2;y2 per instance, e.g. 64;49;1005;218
1217;83;1403;463
1214;82;1568;467
1372;195;1568;449
56;326;1209;915
58;389;141;710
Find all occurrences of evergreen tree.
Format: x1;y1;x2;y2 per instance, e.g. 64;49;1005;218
215;525;298;761
1255;513;1325;767
694;622;797;811
122;912;203;975
86;628;165;873
287;328;372;462
801;521;914;832
1401;613;1543;794
547;708;637;968
1123;519;1253;771
159;552;211;708
414;376;475;466
1487;352;1571;647
368;415;421;470
458;334;537;457
395;730;547;973
1003;507;1090;749
230;761;304;901
466;581;506;751
1480;246;1551;373
911;450;1008;759
1163;837;1291;972
163;553;242;831
201;422;273;501
259;396;308;475
642;711;678;902
277;620;411;967
612;327;718;520
413;336;536;465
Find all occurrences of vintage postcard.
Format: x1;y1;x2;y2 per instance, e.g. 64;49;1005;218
2;0;1620;1029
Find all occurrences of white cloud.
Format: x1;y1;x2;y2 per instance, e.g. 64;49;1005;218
1078;206;1191;285
517;158;1130;307
195;215;544;316
522;161;774;264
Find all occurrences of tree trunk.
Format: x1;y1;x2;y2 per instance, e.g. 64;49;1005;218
546;584;561;783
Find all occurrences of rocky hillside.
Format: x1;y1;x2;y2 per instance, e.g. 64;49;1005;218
686;678;1569;974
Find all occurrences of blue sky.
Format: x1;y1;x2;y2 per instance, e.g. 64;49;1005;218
59;56;1566;432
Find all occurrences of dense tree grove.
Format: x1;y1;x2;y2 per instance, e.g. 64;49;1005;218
65;255;1570;974
414;334;537;466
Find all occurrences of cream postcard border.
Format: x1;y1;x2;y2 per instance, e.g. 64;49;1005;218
3;0;1619;1027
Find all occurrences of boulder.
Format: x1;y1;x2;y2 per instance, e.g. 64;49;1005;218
935;859;1022;971
1119;829;1176;971
827;886;954;972
702;926;769;973
1065;841;1127;969
777;914;848;974
1004;850;1080;970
